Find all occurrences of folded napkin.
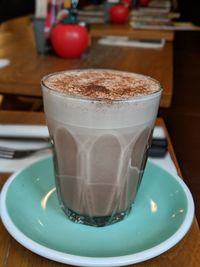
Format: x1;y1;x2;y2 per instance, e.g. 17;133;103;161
0;150;52;173
98;36;165;49
0;125;49;139
0;125;51;172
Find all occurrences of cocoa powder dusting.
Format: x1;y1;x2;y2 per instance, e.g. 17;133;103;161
44;70;160;100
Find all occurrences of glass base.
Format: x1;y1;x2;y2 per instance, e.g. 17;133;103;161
62;207;132;227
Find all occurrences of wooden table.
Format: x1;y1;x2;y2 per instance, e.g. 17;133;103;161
0;110;199;267
0;17;173;107
90;23;174;41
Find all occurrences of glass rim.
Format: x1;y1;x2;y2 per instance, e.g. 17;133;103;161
41;69;163;103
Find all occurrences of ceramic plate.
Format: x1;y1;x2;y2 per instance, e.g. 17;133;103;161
0;156;194;267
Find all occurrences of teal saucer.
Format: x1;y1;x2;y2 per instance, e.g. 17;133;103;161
0;156;194;267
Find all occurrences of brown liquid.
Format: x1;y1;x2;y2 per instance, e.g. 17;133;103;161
49;122;152;217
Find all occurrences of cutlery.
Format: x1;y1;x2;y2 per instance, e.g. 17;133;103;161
0;144;52;159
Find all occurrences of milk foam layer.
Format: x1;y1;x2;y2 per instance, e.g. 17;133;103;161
43;69;161;100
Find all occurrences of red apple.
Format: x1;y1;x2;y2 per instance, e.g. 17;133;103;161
109;4;129;24
51;23;89;59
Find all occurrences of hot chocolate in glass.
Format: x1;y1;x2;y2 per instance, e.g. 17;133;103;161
41;69;162;227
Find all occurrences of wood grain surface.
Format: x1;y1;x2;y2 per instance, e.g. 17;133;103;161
0;17;173;107
0;111;199;267
90;23;174;41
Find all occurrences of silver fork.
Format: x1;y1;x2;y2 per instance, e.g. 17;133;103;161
0;144;52;159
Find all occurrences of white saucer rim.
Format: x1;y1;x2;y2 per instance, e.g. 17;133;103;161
0;157;195;267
